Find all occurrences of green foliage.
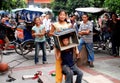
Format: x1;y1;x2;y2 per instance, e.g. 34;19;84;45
103;0;120;13
66;0;90;14
50;0;106;15
0;0;26;11
50;1;67;15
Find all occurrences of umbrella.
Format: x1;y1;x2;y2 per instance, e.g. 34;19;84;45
75;7;106;13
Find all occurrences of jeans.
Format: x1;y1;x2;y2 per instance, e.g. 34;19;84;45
34;42;47;64
46;34;53;50
62;65;83;83
111;36;119;55
101;31;110;42
78;38;94;62
46;35;51;45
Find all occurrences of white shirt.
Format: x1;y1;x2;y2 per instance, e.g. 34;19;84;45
43;18;51;31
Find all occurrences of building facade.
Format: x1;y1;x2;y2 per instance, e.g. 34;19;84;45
25;0;53;7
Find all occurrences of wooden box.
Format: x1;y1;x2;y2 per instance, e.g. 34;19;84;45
76;45;88;67
53;28;79;51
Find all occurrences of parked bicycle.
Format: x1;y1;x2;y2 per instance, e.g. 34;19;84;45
14;38;54;59
93;28;112;55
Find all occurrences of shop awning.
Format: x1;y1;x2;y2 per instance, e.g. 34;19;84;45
75;7;107;13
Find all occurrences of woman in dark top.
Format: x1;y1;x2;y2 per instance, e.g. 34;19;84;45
109;13;120;57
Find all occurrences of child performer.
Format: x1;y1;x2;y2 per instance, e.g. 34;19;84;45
61;35;83;83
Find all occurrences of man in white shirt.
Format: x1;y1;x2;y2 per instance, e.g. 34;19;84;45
43;14;51;31
42;14;53;50
40;14;46;23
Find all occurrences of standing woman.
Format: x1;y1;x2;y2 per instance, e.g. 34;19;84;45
49;10;72;83
32;17;48;64
109;13;120;57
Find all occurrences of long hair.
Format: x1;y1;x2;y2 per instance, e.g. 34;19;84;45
33;17;41;25
58;9;67;22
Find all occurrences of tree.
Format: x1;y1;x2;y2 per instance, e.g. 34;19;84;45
51;0;90;15
103;0;120;13
0;0;26;11
66;0;90;14
50;0;106;15
50;1;66;13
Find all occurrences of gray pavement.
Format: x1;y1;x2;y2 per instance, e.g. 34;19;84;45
0;49;120;83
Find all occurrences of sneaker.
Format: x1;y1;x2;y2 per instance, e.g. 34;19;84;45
89;62;94;68
89;64;94;68
43;61;48;64
3;51;7;55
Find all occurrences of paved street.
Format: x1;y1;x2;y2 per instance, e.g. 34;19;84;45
0;49;120;83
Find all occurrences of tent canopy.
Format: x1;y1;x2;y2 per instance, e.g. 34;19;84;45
75;7;107;13
12;7;52;13
12;8;24;12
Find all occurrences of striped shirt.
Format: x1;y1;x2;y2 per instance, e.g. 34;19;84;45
79;21;93;43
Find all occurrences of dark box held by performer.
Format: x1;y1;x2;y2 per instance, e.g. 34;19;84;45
53;28;79;51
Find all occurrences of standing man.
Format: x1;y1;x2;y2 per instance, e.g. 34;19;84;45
0;18;10;55
43;14;51;33
78;13;94;67
43;14;53;50
40;13;46;23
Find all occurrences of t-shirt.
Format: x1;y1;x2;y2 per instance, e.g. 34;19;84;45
79;21;93;43
109;20;120;37
101;19;110;32
32;25;46;42
43;18;51;31
0;23;6;39
61;48;74;67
